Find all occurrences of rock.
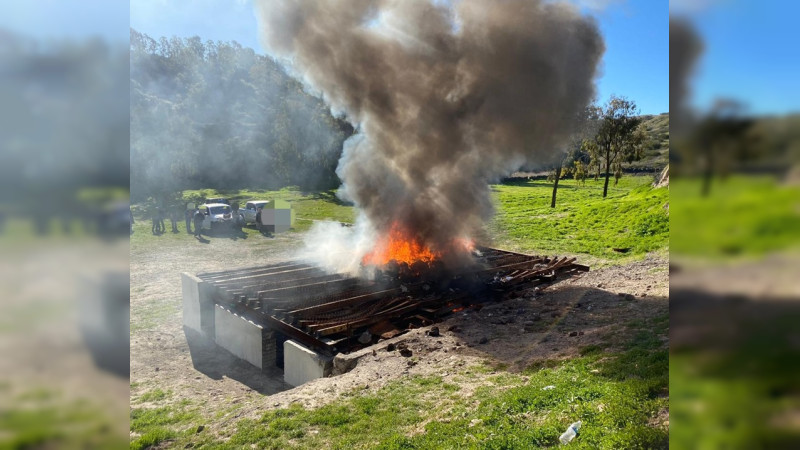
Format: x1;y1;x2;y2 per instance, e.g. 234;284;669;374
578;331;584;336
407;360;417;367
625;294;636;301
428;326;440;337
196;425;205;433
380;330;401;340
358;331;372;344
400;348;413;357
479;336;489;345
386;343;396;351
569;331;578;337
523;320;536;327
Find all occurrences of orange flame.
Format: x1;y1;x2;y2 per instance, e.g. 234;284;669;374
362;222;477;267
362;223;440;266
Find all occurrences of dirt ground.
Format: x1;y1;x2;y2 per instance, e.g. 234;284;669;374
130;234;668;425
1;240;130;440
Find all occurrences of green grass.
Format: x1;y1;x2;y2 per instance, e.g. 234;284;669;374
130;405;201;450
132;177;669;262
137;388;172;403
670;309;800;448
488;175;669;260
129;316;668;449
0;392;127;450
671;175;800;260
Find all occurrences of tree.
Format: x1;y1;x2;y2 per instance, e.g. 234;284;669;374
582;96;645;198
573;160;587;185
129;29;354;201
549;106;598;207
681;99;752;196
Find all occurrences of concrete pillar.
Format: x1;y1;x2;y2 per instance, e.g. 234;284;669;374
181;272;215;337
283;340;332;387
214;305;276;370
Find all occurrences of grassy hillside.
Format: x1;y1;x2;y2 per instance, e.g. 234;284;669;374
671;175;800;259
488;176;669;261
630;113;669;172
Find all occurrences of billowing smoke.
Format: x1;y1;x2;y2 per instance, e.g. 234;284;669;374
256;0;603;270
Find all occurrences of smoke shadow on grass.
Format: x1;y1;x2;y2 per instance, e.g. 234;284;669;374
183;327;290;395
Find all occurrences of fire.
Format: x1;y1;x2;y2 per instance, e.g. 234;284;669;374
362;222;476;267
362;223;440;266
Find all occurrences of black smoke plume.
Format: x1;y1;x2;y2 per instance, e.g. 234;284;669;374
256;0;604;267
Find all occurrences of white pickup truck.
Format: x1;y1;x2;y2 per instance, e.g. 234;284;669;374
239;200;271;226
199;203;235;232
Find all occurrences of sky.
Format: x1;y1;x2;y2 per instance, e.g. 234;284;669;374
127;0;669;115
671;0;800;115
0;0;129;43
6;1;800;115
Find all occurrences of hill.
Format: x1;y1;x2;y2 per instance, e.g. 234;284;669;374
630;112;669;172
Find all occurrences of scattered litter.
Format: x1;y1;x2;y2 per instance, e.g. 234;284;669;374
559;421;581;445
542;385;556;391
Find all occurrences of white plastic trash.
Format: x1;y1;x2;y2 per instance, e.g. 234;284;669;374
559;421;582;445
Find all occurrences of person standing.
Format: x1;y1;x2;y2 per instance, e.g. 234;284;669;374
170;208;179;233
193;208;204;238
255;206;263;233
151;208;159;235
184;208;192;233
157;208;166;234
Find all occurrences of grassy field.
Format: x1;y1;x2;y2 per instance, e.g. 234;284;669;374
129;174;670;448
130;314;668;449
489;176;668;261
132;175;668;263
670;175;800;260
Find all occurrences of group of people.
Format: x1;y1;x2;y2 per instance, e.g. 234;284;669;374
150;207;181;235
149;206;206;238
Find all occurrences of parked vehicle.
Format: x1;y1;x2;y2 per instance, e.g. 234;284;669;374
199;203;234;232
240;200;271;225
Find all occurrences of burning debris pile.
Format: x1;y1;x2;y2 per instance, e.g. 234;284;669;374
196;247;588;360
256;0;604;271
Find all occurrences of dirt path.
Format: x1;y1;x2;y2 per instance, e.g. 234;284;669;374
130;235;668;425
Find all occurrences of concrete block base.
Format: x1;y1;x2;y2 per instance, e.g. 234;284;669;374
181;272;215;336
214;305;276;370
283;340;332;387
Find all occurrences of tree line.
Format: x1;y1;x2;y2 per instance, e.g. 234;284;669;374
130;29;354;202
